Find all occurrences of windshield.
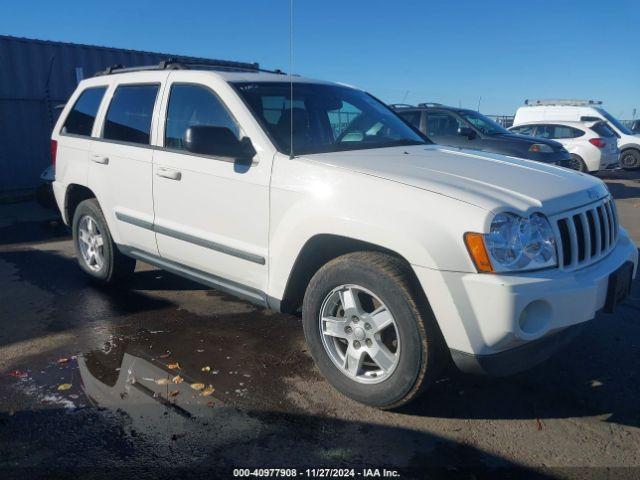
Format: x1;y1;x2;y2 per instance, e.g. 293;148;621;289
458;111;509;135
233;82;428;155
596;108;634;135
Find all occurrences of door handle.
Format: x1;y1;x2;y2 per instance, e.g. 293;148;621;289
91;154;109;165
156;168;181;180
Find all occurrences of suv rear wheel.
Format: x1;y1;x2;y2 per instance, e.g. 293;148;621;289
302;251;446;409
72;199;136;283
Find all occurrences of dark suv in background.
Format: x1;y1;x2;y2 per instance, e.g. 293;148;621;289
392;103;579;170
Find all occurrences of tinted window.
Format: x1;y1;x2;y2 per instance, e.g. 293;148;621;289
536;125;555;138
590;122;616;137
398;111;421;129
510;125;537;136
595;108;633;135
165;84;239;150
550;125;584;139
103;85;159;145
61;87;107;136
234;82;427;155
425;112;465;137
458;111;508;135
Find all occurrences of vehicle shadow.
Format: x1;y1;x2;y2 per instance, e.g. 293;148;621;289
0;248;178;349
121;268;210;291
0;405;554;478
599;169;640;200
0;219;69;246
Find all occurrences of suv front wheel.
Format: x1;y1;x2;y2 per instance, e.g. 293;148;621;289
72;199;136;283
302;252;446;409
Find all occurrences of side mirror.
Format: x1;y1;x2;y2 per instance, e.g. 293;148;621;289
184;126;256;161
457;126;476;139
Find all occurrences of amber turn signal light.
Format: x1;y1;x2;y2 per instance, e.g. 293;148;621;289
464;232;494;273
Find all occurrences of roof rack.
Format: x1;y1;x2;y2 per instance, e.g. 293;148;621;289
388;103;415;109
417;102;444;108
94;58;280;77
524;99;603;106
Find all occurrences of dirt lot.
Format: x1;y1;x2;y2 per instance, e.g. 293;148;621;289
0;170;638;479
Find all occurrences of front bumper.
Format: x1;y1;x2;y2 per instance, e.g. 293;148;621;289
413;229;637;375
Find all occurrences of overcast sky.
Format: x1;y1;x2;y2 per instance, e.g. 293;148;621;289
3;0;639;117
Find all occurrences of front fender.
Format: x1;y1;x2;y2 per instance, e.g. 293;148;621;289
267;158;488;300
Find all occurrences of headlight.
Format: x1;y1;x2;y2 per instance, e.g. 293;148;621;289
529;143;554;153
465;212;557;273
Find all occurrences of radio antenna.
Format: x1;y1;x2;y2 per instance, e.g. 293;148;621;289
289;0;294;159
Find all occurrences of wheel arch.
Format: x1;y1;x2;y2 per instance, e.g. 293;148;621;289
64;184;97;225
277;234;422;314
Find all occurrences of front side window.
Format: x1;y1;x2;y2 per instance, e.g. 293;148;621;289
61;87;107;136
233;82;427;155
103;84;159;145
165;84;239;150
425;112;465;137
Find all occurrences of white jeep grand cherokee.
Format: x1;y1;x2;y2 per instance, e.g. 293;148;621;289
51;64;638;408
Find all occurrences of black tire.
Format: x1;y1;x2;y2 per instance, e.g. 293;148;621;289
72;198;136;283
571;154;588;173
302;251;447;409
620;149;640;170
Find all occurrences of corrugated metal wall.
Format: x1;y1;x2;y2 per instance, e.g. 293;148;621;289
0;35;258;193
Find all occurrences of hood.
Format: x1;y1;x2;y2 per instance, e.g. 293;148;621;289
494;132;565;150
304;144;608;214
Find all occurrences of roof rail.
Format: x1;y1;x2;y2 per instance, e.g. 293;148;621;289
524;99;603;107
417;102;443;108
95;58;268;77
388;103;414;109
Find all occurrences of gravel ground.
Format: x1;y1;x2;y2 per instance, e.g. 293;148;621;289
0;170;638;479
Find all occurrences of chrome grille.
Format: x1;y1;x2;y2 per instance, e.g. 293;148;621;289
554;197;618;270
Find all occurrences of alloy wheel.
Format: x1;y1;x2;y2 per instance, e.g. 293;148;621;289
78;215;105;272
318;284;400;384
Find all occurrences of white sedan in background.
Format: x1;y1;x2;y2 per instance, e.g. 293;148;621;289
509;121;619;173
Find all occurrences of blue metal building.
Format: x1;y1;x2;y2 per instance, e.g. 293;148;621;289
0;35;259;195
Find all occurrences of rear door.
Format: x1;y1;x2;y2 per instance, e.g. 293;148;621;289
88;73;166;254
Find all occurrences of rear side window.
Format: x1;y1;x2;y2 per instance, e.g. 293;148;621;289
61;87;107;136
103;84;159;145
590;122;616;137
552;125;584;139
511;125;536;135
537;125;583;139
165;84;239;150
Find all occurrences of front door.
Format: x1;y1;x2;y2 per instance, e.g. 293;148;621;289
152;78;272;300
